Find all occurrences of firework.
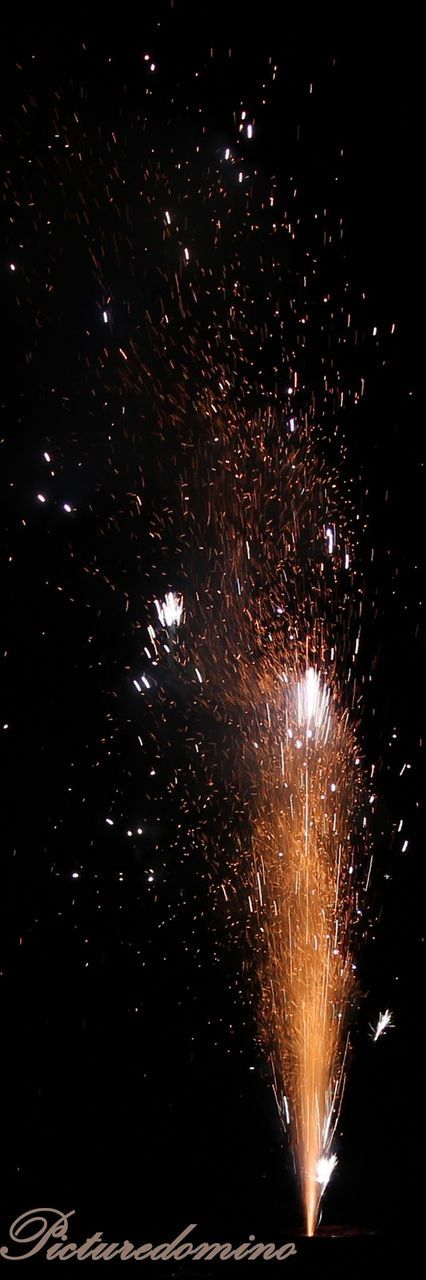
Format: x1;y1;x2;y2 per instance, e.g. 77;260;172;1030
174;408;366;1235
248;664;364;1236
254;668;362;1232
1;18;411;1252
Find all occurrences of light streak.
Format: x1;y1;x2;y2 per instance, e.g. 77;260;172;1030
154;592;184;629
372;1009;393;1042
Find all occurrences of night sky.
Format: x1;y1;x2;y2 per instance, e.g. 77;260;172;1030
1;6;424;1273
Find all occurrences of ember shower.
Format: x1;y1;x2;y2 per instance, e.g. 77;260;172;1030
3;36;374;1236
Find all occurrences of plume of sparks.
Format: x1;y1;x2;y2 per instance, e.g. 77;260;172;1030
38;57;370;1226
250;665;365;1235
171;412;368;1235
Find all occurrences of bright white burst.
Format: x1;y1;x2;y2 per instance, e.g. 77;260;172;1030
296;668;331;736
372;1009;393;1041
315;1154;337;1189
154;592;184;629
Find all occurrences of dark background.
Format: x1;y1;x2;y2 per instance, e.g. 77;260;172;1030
0;4;424;1272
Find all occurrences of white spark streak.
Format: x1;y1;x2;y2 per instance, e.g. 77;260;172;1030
154;592;184;629
372;1009;393;1041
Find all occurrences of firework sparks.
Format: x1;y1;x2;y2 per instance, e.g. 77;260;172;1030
154;592;184;630
173;404;367;1236
251;664;365;1236
372;1009;393;1042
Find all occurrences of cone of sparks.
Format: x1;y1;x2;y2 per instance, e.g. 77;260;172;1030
251;665;363;1235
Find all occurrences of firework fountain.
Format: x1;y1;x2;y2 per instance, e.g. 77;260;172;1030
251;664;364;1235
61;47;370;1229
170;411;368;1237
